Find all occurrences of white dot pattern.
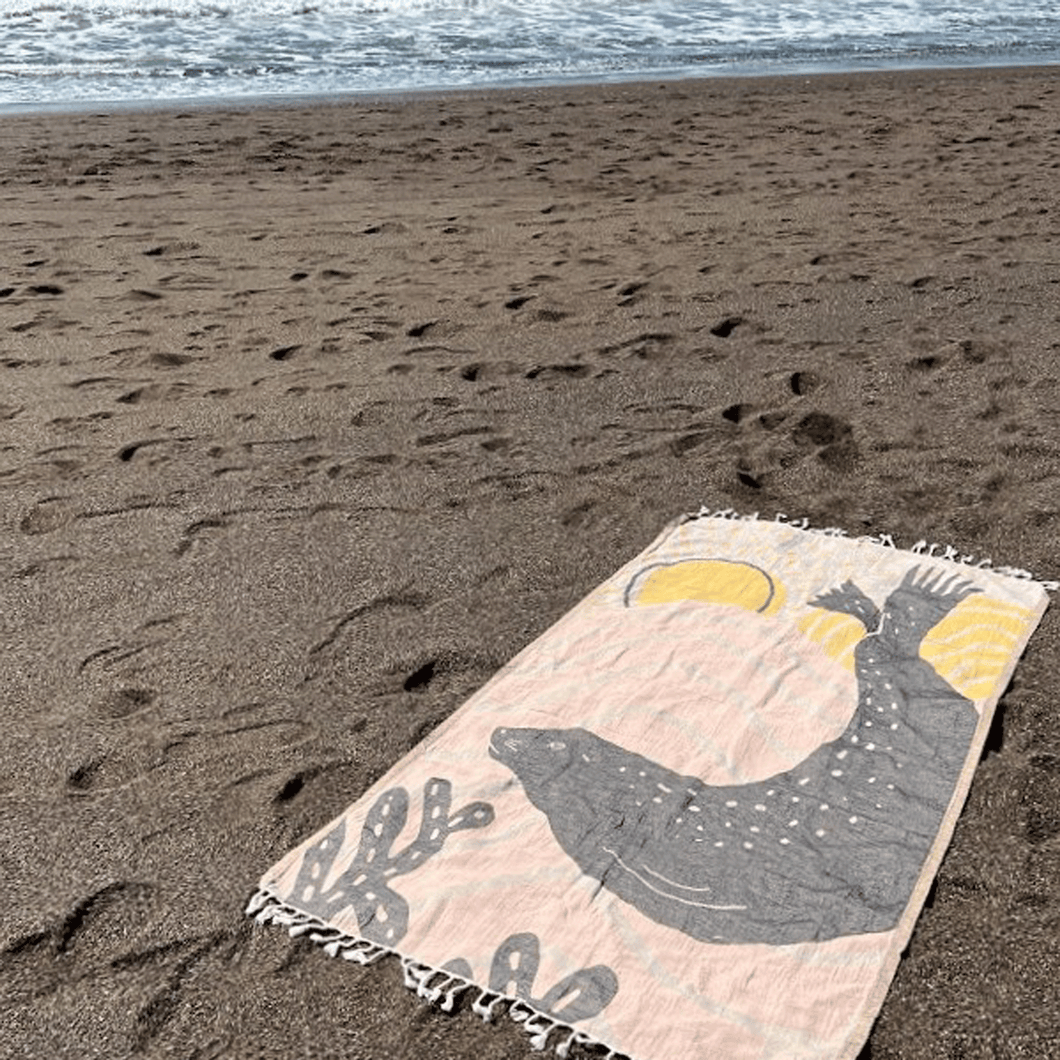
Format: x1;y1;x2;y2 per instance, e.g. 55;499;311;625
489;571;986;945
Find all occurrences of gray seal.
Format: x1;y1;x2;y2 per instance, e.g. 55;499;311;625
490;567;981;944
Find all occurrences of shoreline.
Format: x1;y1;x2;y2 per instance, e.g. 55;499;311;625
1;57;1057;119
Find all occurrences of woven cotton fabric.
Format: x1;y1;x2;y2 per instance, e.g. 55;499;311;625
250;512;1048;1060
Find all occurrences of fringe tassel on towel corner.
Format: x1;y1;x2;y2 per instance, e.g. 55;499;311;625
688;506;1059;590
245;888;625;1059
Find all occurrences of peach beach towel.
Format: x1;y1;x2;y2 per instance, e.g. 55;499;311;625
247;510;1049;1060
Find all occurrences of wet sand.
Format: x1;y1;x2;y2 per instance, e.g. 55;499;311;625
3;64;1060;1059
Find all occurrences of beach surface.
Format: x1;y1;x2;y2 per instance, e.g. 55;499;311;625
3;66;1060;1059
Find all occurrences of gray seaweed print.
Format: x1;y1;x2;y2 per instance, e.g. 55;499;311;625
443;932;619;1022
288;778;494;946
490;567;982;945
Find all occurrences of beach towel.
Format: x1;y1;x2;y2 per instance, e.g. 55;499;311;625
247;508;1050;1060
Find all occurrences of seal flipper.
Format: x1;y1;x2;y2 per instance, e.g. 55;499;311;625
809;579;881;632
629;860;737;905
595;842;748;914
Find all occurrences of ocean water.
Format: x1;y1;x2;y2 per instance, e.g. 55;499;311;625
1;0;1058;111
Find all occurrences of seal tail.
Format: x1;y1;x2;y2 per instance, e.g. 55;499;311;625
878;566;983;655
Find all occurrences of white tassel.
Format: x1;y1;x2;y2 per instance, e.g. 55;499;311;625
340;946;372;964
440;980;472;1012
341;941;387;964
431;971;448;1000
244;889;270;915
254;904;276;925
689;507;1056;590
472;990;505;1021
508;1001;534;1024
555;1029;593;1059
248;889;639;1060
402;961;450;1003
400;959;424;990
525;1014;558;1051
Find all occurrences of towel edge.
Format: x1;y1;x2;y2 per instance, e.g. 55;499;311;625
683;505;1058;592
245;886;638;1060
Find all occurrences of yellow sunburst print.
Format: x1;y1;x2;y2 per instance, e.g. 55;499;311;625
921;596;1037;701
797;610;864;672
798;592;1035;696
625;558;786;616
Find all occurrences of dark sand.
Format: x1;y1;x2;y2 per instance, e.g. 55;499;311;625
3;65;1060;1059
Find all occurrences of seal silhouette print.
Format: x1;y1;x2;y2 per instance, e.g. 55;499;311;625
250;512;1048;1060
490;567;983;944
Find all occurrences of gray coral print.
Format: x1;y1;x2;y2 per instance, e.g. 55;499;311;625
444;932;619;1022
288;778;494;946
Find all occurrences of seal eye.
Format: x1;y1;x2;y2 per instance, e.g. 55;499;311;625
548;740;567;751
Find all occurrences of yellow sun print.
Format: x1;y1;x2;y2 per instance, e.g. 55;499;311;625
921;596;1038;701
625;558;786;616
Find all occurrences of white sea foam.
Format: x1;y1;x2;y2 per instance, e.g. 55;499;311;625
1;0;1058;108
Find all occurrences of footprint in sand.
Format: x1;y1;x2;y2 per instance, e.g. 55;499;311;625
721;403;753;424
601;332;675;360
524;364;591;380
19;497;77;535
145;351;196;368
669;431;713;457
94;687;158;720
415;425;493;447
789;370;820;395
67;714;316;797
710;315;744;337
3;882;161;1002
791;411;859;472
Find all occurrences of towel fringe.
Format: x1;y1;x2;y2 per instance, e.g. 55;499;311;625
400;958;616;1055
246;887;629;1060
689;506;1059;591
244;888;388;964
